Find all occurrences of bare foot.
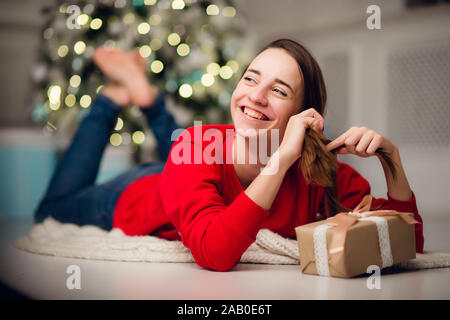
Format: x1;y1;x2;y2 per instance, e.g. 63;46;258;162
93;46;158;107
128;50;146;73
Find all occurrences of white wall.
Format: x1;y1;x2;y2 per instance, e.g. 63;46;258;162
0;0;53;127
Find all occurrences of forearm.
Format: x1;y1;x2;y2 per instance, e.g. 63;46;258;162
379;146;412;201
140;91;181;161
245;151;290;211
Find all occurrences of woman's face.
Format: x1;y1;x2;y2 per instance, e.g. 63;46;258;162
230;48;304;141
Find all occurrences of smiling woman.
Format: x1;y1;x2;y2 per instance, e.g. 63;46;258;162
34;38;424;272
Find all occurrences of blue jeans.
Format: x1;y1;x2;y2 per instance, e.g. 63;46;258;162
34;92;180;231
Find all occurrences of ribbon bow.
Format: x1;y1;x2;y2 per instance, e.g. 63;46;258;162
326;195;420;257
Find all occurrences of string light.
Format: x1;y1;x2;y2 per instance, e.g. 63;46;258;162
57;45;69;58
65;94;76;107
222;6;236;17
150;60;164;73
110;133;122;146
137;22;151;34
115;117;124;130
139;45;152;58
150;39;162;51
219;66;233;79
206;62;220;76
132;131;145;144
148;14;161;25
96;85;104;93
206;4;219;16
74;41;86;55
90;18;103;30
176;43;190;56
69;75;81;88
123;13;135;24
48;85;61;104
48;85;61;111
201;74;214;87
168;33;181;46
80;95;92;108
77;14;90;26
226;60;239;73
179;84;193;98
172;0;185;10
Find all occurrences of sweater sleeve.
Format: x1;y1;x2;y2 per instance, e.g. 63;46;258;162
336;162;424;253
159;128;270;271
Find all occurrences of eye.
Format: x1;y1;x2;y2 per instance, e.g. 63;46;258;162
273;87;287;96
243;76;255;83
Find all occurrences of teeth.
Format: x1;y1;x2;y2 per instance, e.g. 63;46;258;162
243;107;267;120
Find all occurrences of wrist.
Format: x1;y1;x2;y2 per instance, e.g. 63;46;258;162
277;148;298;169
263;150;292;174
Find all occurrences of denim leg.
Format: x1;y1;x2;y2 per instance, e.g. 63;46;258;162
34;94;122;225
35;162;165;230
140;92;181;162
35;92;176;230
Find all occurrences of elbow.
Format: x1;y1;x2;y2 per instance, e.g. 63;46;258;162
194;254;239;272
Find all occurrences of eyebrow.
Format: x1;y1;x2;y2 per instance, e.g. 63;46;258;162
246;68;295;94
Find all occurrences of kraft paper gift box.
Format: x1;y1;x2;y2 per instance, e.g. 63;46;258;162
295;195;420;278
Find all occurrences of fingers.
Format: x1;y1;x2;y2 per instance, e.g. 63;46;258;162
325;129;351;152
366;134;383;154
355;130;374;154
300;108;324;132
326;127;385;157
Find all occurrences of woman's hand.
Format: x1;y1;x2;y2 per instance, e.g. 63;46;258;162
278;108;325;167
325;126;397;158
326;126;413;201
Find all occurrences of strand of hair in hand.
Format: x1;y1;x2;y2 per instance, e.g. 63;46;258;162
299;128;398;218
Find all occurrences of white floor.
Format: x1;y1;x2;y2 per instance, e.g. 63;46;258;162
1;216;450;300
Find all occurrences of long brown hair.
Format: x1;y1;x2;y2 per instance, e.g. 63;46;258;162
259;39;397;217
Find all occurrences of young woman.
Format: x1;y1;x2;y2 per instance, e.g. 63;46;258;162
35;39;424;272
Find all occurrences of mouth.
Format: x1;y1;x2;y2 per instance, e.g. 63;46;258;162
239;106;270;121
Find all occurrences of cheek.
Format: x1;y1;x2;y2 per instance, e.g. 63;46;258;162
274;102;298;123
231;84;246;102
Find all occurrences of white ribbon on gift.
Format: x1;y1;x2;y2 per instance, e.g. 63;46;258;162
312;215;394;277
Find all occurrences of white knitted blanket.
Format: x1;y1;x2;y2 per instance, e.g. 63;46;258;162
14;217;450;271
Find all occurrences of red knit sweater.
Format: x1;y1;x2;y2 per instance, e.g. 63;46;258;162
113;125;424;271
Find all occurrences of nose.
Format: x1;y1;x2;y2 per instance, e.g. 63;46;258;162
249;85;268;106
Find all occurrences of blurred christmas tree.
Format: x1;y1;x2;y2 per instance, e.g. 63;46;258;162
30;0;252;163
